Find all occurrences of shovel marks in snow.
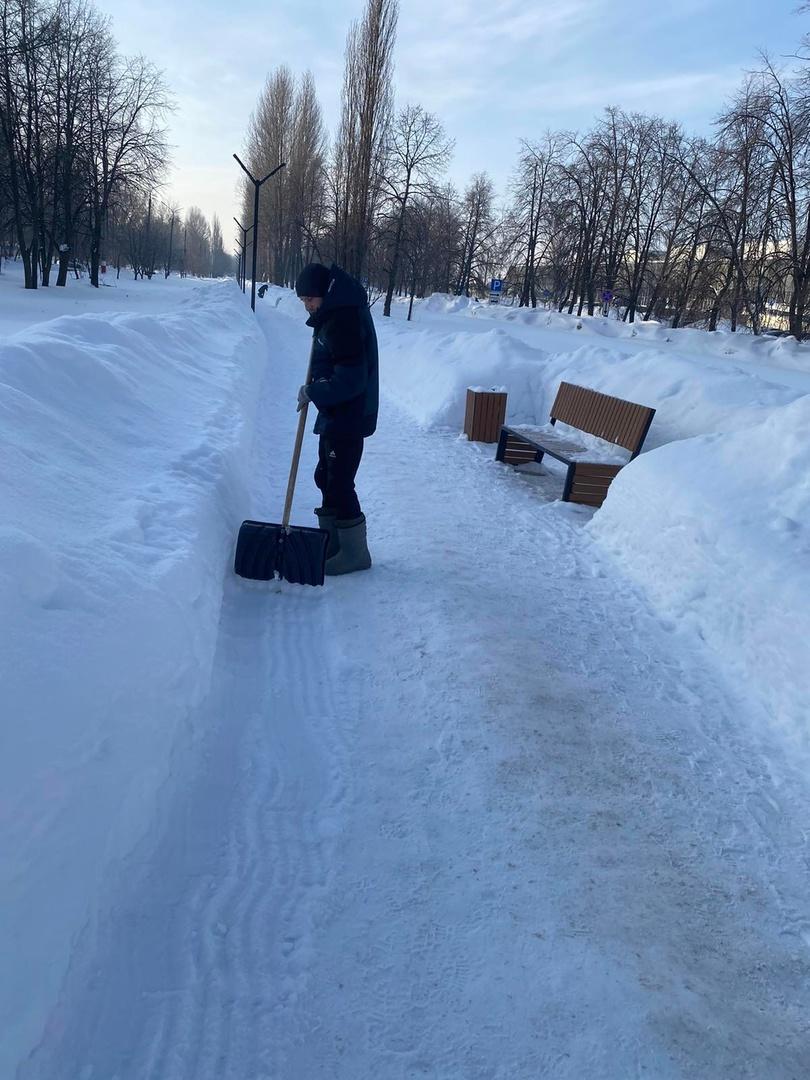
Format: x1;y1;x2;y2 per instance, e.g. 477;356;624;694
156;590;353;1080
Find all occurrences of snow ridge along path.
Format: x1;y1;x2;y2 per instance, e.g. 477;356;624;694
22;302;810;1079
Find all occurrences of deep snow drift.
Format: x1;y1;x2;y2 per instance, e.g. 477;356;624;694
1;269;266;1070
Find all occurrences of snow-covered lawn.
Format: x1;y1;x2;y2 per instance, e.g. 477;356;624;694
2;266;809;1077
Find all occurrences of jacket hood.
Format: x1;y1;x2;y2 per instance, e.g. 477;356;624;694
315;264;369;316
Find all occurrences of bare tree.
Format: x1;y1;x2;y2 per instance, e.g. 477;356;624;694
333;0;397;278
50;0;106;286
707;83;779;332
619;117;682;322
286;71;327;281
164;202;179;278
0;0;59;288
642;134;703;321
85;47;171;286
210;213;231;277
560;132;614;315
241;67;327;285
506;134;565;307
0;0;174;288
183;205;210;277
666;66;801;333
245;66;294;283
730;60;810;338
455;173;496;295
380;103;452;315
590;109;635;308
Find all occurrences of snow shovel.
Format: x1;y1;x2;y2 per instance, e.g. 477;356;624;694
234;346;328;585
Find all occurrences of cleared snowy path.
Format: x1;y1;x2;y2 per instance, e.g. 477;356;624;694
23;306;810;1079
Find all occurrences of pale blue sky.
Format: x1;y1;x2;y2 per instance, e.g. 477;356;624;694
95;0;806;252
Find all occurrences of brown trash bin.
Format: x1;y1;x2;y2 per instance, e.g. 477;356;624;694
464;387;507;443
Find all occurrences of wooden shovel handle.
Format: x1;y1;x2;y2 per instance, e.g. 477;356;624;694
281;340;316;529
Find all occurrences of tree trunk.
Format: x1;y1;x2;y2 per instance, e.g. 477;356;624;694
40;234;54;286
383;201;406;317
19;242;35;289
407;266;416;321
788;276;808;340
56;247;70;287
90;229;101;288
520;231;537;308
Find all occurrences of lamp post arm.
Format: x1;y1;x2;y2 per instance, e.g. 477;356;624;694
259;162;287;186
233;153;256;185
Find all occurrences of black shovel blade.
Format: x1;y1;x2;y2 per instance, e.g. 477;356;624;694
234;520;329;585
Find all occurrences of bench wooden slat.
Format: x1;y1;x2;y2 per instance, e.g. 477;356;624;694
621;403;637;447
571;463;623;478
501;435;538;464
568;461;623;506
525;433;585;454
625;402;652;453
622;402;643;449
591;390;607;433
625;403;645;446
567;491;606;507
551;381;654;453
602;397;623;442
503;451;537;463
571;475;614;489
612;401;629;445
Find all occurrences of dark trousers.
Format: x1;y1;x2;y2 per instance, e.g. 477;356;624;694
315;435;364;519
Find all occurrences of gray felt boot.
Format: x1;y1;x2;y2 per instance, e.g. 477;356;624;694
324;514;372;576
314;507;340;559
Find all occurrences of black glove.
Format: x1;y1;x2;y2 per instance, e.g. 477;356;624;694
297;384;310;412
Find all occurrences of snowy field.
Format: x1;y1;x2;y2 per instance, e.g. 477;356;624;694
2;260;810;1077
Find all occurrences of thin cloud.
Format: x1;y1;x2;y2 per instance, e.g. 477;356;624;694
396;0;600;117
397;0;599;74
519;68;746;117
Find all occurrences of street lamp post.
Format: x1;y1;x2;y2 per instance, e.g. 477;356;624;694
234;244;243;292
233;216;252;293
233;155;286;311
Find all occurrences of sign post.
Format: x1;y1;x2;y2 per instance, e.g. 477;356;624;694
489;278;503;304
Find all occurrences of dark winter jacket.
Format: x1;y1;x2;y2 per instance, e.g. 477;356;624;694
305;264;379;439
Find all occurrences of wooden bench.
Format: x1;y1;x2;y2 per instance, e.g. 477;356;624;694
495;382;656;507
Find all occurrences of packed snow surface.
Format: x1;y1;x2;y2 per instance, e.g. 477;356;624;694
2;264;809;1078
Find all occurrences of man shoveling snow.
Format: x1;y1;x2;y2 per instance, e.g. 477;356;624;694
295;262;379;575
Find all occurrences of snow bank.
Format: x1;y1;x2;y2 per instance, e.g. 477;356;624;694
377;320;803;449
418;292;810;371
535;346;801;448
420;291;480;315
378;324;548;429
589;396;810;748
0;281;266;1068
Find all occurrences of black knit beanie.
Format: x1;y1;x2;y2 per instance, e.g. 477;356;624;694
295;263;331;297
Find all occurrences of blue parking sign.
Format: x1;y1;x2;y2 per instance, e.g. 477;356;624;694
490;278;503;293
